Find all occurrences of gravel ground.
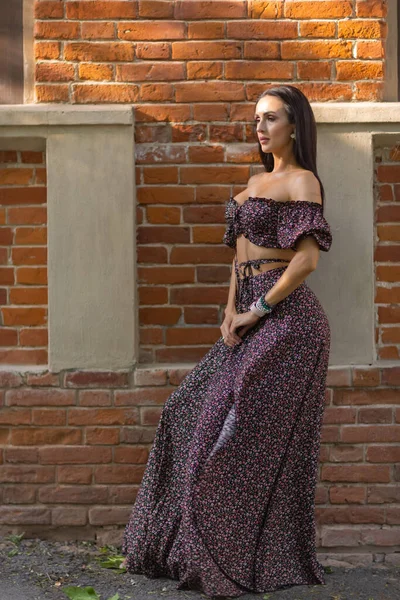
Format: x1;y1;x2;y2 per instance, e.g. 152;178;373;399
0;536;399;600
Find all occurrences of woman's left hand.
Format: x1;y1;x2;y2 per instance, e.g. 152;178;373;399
229;311;260;339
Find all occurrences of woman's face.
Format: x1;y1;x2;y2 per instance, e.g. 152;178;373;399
254;95;295;153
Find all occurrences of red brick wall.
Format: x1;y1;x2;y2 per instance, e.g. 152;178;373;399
375;142;400;360
0;151;48;365
0;364;399;555
33;0;388;363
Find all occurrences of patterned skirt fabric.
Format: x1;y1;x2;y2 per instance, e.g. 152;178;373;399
122;261;331;598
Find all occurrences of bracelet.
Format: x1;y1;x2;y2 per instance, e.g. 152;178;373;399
249;301;265;317
256;295;274;313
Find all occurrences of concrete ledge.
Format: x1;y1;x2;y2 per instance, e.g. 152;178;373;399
0;104;134;126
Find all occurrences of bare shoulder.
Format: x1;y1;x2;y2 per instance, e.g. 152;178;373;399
247;172;267;186
289;170;322;204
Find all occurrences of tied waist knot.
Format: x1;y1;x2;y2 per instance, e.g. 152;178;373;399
235;258;290;280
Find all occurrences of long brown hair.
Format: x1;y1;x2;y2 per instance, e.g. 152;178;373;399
256;85;326;210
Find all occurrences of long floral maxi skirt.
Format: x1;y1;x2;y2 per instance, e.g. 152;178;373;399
122;261;331;598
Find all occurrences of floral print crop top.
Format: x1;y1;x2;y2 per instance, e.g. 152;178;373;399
223;196;333;252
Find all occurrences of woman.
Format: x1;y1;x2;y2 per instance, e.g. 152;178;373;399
121;85;333;599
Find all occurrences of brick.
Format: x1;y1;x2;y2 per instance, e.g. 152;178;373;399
177;0;246;18
352;367;380;386
243;41;280;59
0;187;46;205
9;287;47;305
89;506;131;525
137;226;190;244
118;21;185;40
181;165;248;185
3;484;36;504
226;61;293;80
193;104;229;122
0;372;23;388
338;20;387;39
36;62;75;82
138;287;168;305
146;206;180;224
78;390;112;407
368;486;400;504
117;62;185;81
321;465;390;483
134;369;167;386
139;307;181;325
32;409;66;426
323;407;356;424
0;465;55;483
0;268;15;285
329;486;366;504
341;426;400;443
138;266;194;284
357;40;385;59
11;428;82;445
136;145;186;164
0;506;51;524
66;1;137;19
0;409;31;426
184;307;219;324
381;367;400;385
34;1;64;19
81;22;115;39
6;388;75;406
35;84;69;102
193;225;226;243
9;207;47;225
336;61;383;80
140;83;174;102
73;83;139;103
334;389;400;406
166;327;221;346
0;168;33;185
114;446;149;464
298;61;331;80
299;21;336;38
176;81;245;103
282;41;352;60
139;327;164;344
187;61;223;80
16;268;48;286
316;506;385;524
35;41;60;60
86;427;120;445
94;465;145;484
57;466;93;484
367;445;400;462
64;370;129;388
171;123;207;142
172;41;241;60
108;486;138;504
209;123;244;142
155;346;211;363
120;426;156;444
139;0;174;18
52;507;87;526
2;307;47;326
356;0;388;18
78;63;113;81
188;22;225;39
20;329;48;349
35;21;80;40
284;1;353;19
0;329;17;347
65;42;133;62
0;349;47;366
377;225;400;242
137;246;168;263
143;166;178;183
136;42;170;59
68;408;139;426
4;447;39;465
227;21;297;39
358;407;392;424
248;1;283;19
39;446;112;464
329;445;363;463
140;406;163;425
170;245;233;264
39;485;108;503
135;104;191;123
361;528;399;546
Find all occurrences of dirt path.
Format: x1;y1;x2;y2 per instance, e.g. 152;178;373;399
0;537;399;600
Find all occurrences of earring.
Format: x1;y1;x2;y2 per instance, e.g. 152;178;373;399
290;131;296;140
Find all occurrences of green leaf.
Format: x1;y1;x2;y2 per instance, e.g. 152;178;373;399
106;595;120;600
62;586;100;600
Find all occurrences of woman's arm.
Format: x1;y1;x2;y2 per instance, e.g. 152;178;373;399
263;235;319;307
224;256;237;316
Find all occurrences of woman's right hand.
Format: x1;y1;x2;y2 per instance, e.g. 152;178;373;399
220;309;242;347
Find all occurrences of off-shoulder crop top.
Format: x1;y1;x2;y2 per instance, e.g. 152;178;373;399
223;196;333;252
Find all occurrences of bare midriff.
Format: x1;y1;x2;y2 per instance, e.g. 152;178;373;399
235;234;296;280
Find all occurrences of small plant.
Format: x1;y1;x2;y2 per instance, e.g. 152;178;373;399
95;545;126;572
62;586;119;600
4;531;25;557
324;565;334;573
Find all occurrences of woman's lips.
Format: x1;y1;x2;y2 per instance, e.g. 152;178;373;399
259;138;270;142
